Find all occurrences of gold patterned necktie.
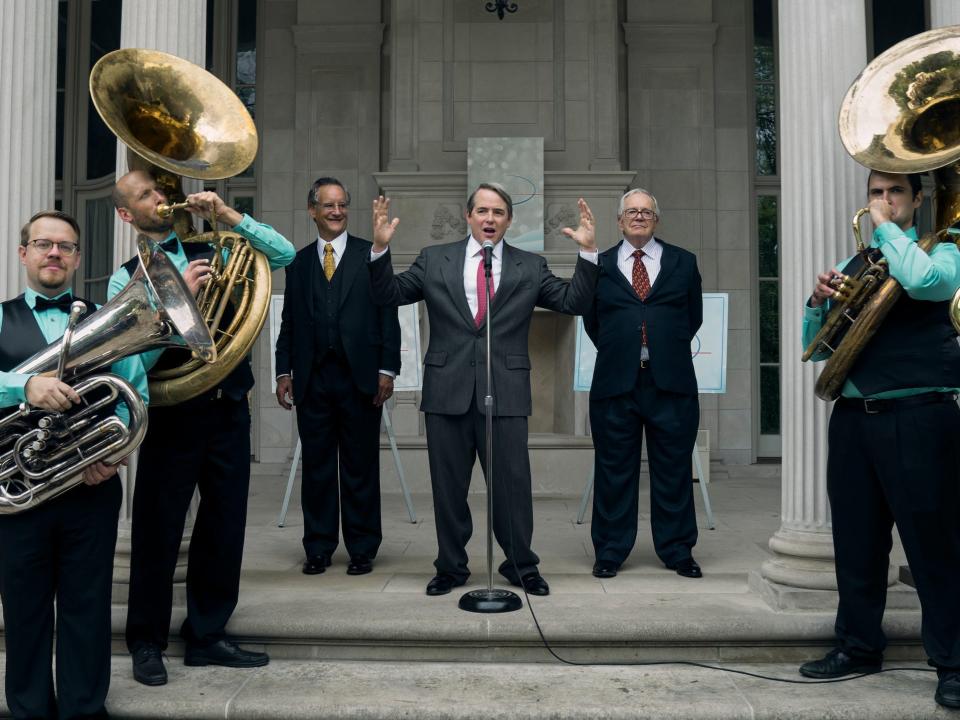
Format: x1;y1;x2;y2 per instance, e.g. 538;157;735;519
323;243;335;281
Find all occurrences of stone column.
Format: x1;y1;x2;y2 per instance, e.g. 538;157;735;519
112;0;206;590
112;0;207;269
755;0;870;602
931;2;960;29
0;1;57;298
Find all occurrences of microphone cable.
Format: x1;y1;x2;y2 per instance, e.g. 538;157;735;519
487;357;933;685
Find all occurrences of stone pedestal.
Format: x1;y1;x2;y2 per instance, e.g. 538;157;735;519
757;0;883;608
0;0;57;298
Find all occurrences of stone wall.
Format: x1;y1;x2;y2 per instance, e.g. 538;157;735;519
253;0;756;472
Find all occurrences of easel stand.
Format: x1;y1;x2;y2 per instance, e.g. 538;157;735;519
277;405;417;527
459;251;522;614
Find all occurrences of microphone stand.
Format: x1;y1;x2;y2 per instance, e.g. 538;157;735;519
459;244;522;614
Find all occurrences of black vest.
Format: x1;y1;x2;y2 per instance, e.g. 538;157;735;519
312;249;345;362
122;240;254;401
0;294;97;373
842;255;960;394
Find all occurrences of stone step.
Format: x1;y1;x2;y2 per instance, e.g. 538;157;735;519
100;571;924;664
0;655;946;719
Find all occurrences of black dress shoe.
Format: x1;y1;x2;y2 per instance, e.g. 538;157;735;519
592;562;618;578
799;648;882;679
347;555;373;575
302;554;331;575
132;644;167;686
426;573;465;596
936;671;960;709
667;558;703;578
184;639;269;668
511;572;550;596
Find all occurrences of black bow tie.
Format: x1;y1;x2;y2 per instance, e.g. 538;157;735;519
34;295;74;313
160;236;180;253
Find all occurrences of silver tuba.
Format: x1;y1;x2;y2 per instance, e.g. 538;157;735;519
0;237;215;513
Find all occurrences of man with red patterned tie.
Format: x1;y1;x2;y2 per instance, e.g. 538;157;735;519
585;188;704;580
369;184;599;597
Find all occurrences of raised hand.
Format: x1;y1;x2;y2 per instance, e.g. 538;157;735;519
373;195;400;252
561;198;597;251
185;190;243;227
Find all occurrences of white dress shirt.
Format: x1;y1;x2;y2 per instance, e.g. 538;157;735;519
617;236;662;287
464;236;503;317
317;231;348;269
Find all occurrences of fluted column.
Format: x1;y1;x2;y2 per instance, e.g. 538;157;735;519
931;2;960;29
759;0;869;594
113;1;205;590
0;1;57;298
113;0;207;268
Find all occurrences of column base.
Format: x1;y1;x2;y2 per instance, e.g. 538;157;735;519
748;571;915;612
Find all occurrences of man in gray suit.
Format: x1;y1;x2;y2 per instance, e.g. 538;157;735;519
368;183;599;596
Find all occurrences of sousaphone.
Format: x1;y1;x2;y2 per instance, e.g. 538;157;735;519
804;25;960;400
89;48;271;405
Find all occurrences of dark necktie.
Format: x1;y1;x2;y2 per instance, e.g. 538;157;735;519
474;256;495;327
160;236;180;253
632;249;650;345
34;295;74;313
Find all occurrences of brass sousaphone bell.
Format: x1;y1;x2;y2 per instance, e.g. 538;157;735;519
89;48;272;405
803;25;960;400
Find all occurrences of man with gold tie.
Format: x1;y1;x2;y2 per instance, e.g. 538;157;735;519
275;177;400;577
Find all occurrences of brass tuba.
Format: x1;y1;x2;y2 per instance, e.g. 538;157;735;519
804;25;960;401
0;238;215;513
89;48;271;406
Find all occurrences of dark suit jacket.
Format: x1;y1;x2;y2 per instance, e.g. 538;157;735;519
275;235;401;404
585;238;702;398
369;239;599;417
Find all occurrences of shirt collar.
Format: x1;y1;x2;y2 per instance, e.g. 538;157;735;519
619;237;661;261
317;231;348;258
467;235;504;260
24;287;73;309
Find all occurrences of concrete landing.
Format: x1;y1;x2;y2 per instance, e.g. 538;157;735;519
2;656;952;719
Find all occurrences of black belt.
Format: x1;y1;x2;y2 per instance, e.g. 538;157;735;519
837;391;956;415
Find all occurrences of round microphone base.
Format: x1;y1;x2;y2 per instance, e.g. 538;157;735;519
458;588;523;613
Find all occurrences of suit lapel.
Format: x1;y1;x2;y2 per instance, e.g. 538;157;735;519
490;242;522;317
305;241;319;320
336;235;365;309
647;240;678;300
440;238;476;328
603;242;638;301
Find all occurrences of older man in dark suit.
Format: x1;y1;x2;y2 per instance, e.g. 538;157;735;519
275;177;400;577
369;183;598;597
585;188;703;580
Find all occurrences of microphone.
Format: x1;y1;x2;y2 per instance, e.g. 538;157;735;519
481;240;494;274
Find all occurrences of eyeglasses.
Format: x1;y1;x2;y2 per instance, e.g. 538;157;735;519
25;239;79;256
320;202;350;212
622;208;657;221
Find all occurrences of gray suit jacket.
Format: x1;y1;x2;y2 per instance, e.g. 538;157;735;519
369;238;599;416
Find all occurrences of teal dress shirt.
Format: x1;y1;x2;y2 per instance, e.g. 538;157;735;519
802;223;960;398
106;214;295;371
0;288;150;423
